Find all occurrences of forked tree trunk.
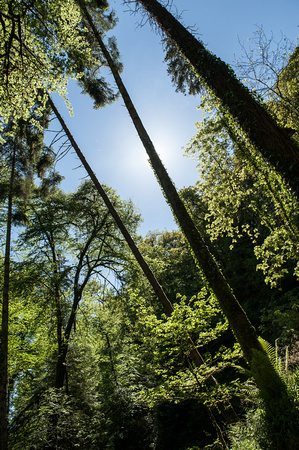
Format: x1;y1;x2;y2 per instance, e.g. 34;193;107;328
55;225;106;389
77;5;299;447
0;150;15;450
135;0;299;198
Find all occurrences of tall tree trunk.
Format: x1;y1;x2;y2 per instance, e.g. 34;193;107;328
48;95;173;317
77;5;299;447
54;228;96;389
50;237;65;390
43;234;64;449
55;344;68;390
79;0;258;364
49;97;237;438
135;0;299;198
0;150;15;450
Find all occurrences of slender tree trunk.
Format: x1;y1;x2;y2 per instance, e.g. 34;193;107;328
55;344;68;390
43;236;64;449
77;6;299;447
48;96;237;438
54;287;83;389
79;1;259;363
48;95;173;317
51;240;65;391
0;150;15;450
54;262;85;389
135;0;299;198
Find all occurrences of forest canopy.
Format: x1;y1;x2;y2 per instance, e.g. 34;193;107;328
0;1;299;449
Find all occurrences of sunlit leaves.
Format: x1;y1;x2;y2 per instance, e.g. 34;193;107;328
185;95;298;286
127;289;241;408
0;0;96;137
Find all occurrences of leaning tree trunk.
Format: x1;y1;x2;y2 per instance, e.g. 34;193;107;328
48;96;173;317
78;5;299;447
136;0;299;198
80;0;260;366
48;97;238;436
0;150;15;450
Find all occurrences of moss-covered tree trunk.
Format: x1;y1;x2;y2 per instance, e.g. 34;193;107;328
78;4;299;447
80;0;259;364
49;97;238;439
48;96;173;317
136;0;299;198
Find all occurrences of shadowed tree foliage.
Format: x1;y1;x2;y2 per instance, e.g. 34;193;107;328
1;2;299;448
0;110;59;450
20;181;141;389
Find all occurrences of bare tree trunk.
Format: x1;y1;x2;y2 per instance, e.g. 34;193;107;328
135;0;299;198
0;150;15;450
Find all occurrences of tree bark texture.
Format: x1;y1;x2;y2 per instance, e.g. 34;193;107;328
78;7;298;432
49;96;238;428
136;0;299;198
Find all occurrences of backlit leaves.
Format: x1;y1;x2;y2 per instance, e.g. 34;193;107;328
0;0;95;138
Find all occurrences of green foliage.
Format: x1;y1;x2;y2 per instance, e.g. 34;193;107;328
6;266;57;446
0;0;92;133
10;387;104;449
258;337;299;401
137;230;204;304
270;45;299;137
0;108;59;208
126;289;241;410
2;10;299;449
228;407;264;450
79;74;118;108
0;0;121;136
261;286;299;345
75;4;122;108
184;94;298;288
163;37;203;95
7;181;146;447
8;283;100;448
228;339;299;450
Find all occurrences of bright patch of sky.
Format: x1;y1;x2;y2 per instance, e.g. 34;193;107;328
51;0;299;235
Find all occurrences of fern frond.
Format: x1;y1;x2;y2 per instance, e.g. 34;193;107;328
258;337;277;368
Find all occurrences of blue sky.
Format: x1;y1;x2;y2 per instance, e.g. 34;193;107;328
51;0;299;235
